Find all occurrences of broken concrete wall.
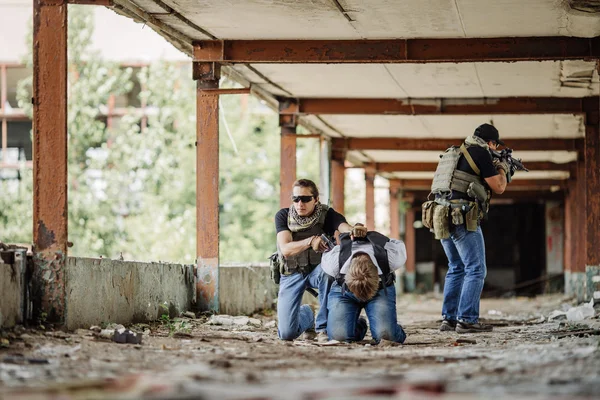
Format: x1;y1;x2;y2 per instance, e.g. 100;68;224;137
219;265;278;315
0;250;26;328
65;257;195;330
565;271;587;302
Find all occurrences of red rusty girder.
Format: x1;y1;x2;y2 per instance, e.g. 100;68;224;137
376;161;575;173
284;97;598;115
333;137;581;152
404;189;565;201
193;37;600;63
196;76;220;312
67;0;112;5
585;123;600;265
33;0;68;324
396;178;566;189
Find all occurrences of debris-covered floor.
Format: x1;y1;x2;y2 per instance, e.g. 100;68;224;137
1;294;599;400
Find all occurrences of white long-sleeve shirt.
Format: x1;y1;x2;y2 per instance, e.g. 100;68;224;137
321;239;407;279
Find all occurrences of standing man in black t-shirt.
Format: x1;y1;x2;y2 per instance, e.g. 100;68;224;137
275;178;366;342
438;124;510;334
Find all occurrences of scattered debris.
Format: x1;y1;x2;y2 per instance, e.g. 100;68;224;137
2;355;49;365
455;338;477;345
182;311;196;319
94;328;142;344
565;299;595;321
264;320;277;329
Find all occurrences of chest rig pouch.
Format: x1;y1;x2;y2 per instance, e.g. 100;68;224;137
423;141;491;239
279;205;329;275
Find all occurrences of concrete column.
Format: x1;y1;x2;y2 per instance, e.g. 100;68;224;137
404;199;416;292
278;100;297;209
331;149;346;214
365;164;376;231
585;109;600;301
319;137;331;207
569;158;587;301
195;62;220;312
564;180;575;278
32;0;68;323
389;180;401;239
1;64;7;164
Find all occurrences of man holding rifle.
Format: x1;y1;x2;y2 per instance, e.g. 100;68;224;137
425;124;524;333
274;179;366;342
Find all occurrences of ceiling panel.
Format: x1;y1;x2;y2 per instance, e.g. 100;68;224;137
385;64;484;97
251;65;407;98
320;114;584;138
359;150;578;164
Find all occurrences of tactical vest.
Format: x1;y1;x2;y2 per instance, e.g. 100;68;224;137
280;205;329;275
337;231;395;290
424;138;492;238
431;142;488;201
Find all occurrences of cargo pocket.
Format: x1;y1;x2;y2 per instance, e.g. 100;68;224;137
433;204;450;240
465;202;479;232
421;200;435;230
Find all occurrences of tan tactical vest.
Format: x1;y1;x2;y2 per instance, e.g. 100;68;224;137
281;205;329;274
432;141;489;201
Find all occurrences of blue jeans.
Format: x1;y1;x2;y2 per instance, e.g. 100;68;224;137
327;282;407;343
277;264;332;340
441;224;487;324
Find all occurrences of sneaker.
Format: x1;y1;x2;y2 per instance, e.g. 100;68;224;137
439;319;457;332
455;321;493;334
301;328;317;341
357;316;368;332
316;331;329;343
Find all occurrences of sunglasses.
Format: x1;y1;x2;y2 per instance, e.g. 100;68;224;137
292;195;314;203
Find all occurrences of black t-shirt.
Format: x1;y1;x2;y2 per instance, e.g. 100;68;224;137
451;146;498;200
275;207;347;236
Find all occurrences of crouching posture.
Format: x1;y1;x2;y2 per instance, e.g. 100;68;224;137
275;179;360;341
321;231;407;344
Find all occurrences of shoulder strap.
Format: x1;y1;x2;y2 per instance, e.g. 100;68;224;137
318;204;329;225
460;144;480;176
338;232;352;271
365;232;390;276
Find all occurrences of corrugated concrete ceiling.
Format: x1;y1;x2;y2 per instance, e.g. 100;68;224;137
108;0;600;183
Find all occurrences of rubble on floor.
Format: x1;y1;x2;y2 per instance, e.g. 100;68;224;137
0;295;598;399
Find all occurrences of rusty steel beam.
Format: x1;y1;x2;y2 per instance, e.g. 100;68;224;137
333;137;581;152
195;69;220;313
389;180;401;240
365;164;376;230
376;161;575;173
287;97;598;116
397;178;566;189
279;99;298;208
198;88;251;95
585;122;600;266
193;37;600;63
331;148;346;214
404;205;416;275
33;0;68;324
1;64;6;164
67;0;112;5
405;189;565;201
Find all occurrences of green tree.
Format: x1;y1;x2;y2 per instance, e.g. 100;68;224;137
15;6;133;256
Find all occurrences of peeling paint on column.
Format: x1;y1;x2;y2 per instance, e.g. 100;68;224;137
32;0;68;324
196;257;218;312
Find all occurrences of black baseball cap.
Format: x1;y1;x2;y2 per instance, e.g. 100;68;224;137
474;123;505;146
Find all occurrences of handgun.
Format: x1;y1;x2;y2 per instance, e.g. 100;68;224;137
320;234;336;251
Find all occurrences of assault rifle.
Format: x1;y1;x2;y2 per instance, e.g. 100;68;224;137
490;148;528;182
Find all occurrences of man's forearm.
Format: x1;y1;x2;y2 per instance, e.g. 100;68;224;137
496;168;507;191
338;222;353;233
279;236;314;258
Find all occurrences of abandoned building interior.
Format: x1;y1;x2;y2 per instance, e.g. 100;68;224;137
1;0;600;399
